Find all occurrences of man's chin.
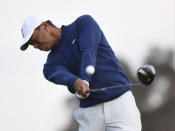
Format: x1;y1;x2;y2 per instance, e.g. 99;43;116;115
39;46;52;51
45;48;51;51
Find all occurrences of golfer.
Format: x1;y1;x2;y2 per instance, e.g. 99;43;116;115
20;15;142;131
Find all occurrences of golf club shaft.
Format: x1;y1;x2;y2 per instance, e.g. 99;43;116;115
86;83;144;93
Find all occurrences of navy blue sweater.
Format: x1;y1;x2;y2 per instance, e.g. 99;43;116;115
43;15;131;107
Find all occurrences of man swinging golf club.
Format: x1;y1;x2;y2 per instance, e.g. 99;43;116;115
20;15;142;131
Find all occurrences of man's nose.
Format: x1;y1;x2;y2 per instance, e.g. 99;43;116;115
33;43;38;48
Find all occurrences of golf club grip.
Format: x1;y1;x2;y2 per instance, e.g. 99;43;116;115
86;83;144;93
75;92;86;99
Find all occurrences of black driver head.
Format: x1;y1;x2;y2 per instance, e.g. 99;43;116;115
137;65;156;86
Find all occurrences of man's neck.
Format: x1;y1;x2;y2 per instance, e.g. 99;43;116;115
52;27;62;46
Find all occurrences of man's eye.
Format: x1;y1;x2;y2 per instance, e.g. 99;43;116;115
30;40;35;45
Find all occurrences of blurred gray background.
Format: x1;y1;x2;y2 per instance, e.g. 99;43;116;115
0;0;174;131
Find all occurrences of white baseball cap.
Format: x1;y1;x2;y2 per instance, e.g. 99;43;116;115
20;15;46;51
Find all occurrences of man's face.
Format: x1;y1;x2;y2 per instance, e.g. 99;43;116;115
28;23;54;51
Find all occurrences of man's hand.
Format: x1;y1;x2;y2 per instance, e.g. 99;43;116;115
74;78;90;98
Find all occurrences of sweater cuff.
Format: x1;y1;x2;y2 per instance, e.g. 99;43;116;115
67;76;79;93
80;73;90;83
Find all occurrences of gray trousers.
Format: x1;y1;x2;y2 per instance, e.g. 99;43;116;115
74;91;142;131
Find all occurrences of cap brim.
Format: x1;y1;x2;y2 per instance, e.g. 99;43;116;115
20;30;34;51
20;42;29;51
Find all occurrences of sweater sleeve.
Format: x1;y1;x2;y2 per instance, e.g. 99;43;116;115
76;15;102;82
43;63;79;93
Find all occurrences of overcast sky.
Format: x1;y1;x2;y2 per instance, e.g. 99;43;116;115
0;0;174;130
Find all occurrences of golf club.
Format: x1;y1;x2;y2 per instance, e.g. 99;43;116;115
76;65;156;99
